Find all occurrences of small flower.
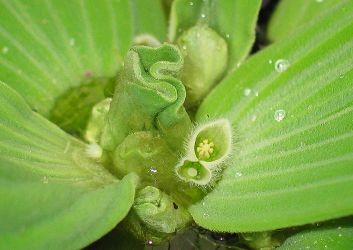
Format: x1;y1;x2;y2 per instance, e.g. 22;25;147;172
196;139;215;158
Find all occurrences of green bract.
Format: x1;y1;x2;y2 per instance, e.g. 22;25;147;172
0;0;353;249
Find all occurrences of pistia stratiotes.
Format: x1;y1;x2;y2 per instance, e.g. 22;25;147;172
1;0;353;250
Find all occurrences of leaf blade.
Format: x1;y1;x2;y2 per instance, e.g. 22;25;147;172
278;218;353;250
0;81;136;249
190;1;353;232
0;0;167;116
267;0;349;42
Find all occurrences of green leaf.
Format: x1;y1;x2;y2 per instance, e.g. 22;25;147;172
267;0;348;42
278;218;353;250
169;0;261;71
0;0;167;116
190;1;353;232
0;81;137;249
131;0;167;42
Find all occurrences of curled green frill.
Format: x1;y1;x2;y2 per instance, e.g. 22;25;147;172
123;186;192;245
100;44;192;152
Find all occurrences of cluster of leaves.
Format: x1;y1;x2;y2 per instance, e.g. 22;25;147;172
0;0;353;249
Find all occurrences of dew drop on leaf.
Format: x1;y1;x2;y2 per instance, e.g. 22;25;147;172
149;167;158;175
235;172;242;177
243;88;252;96
2;47;9;54
274;109;286;122
201;13;206;18
69;38;75;47
275;59;290;72
42;176;49;184
189;1;194;6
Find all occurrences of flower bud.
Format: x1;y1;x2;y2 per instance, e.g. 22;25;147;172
84;98;112;143
124;186;192;244
177;25;228;107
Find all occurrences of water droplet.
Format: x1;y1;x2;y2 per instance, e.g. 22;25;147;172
69;38;75;47
268;59;273;64
42;176;49;184
338;226;342;230
201;13;206;18
203;212;209;217
275;59;290;72
255;91;259;97
235;172;242;177
324;245;328;248
243;88;252;96
274;109;286;122
2;47;9;54
338;233;342;237
339;74;344;79
182;45;187;50
149;167;158;175
316;0;324;3
189;1;194;6
225;33;230;38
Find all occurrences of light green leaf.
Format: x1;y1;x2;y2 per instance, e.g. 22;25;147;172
0;81;137;249
278;218;353;250
0;0;167;116
169;0;261;71
131;0;167;42
190;2;353;231
267;0;348;42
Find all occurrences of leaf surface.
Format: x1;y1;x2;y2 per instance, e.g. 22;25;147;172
278;218;353;250
190;2;353;232
0;0;167;116
267;0;348;42
169;0;261;71
0;81;136;249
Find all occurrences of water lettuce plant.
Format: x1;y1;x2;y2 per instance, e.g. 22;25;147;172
0;0;353;249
